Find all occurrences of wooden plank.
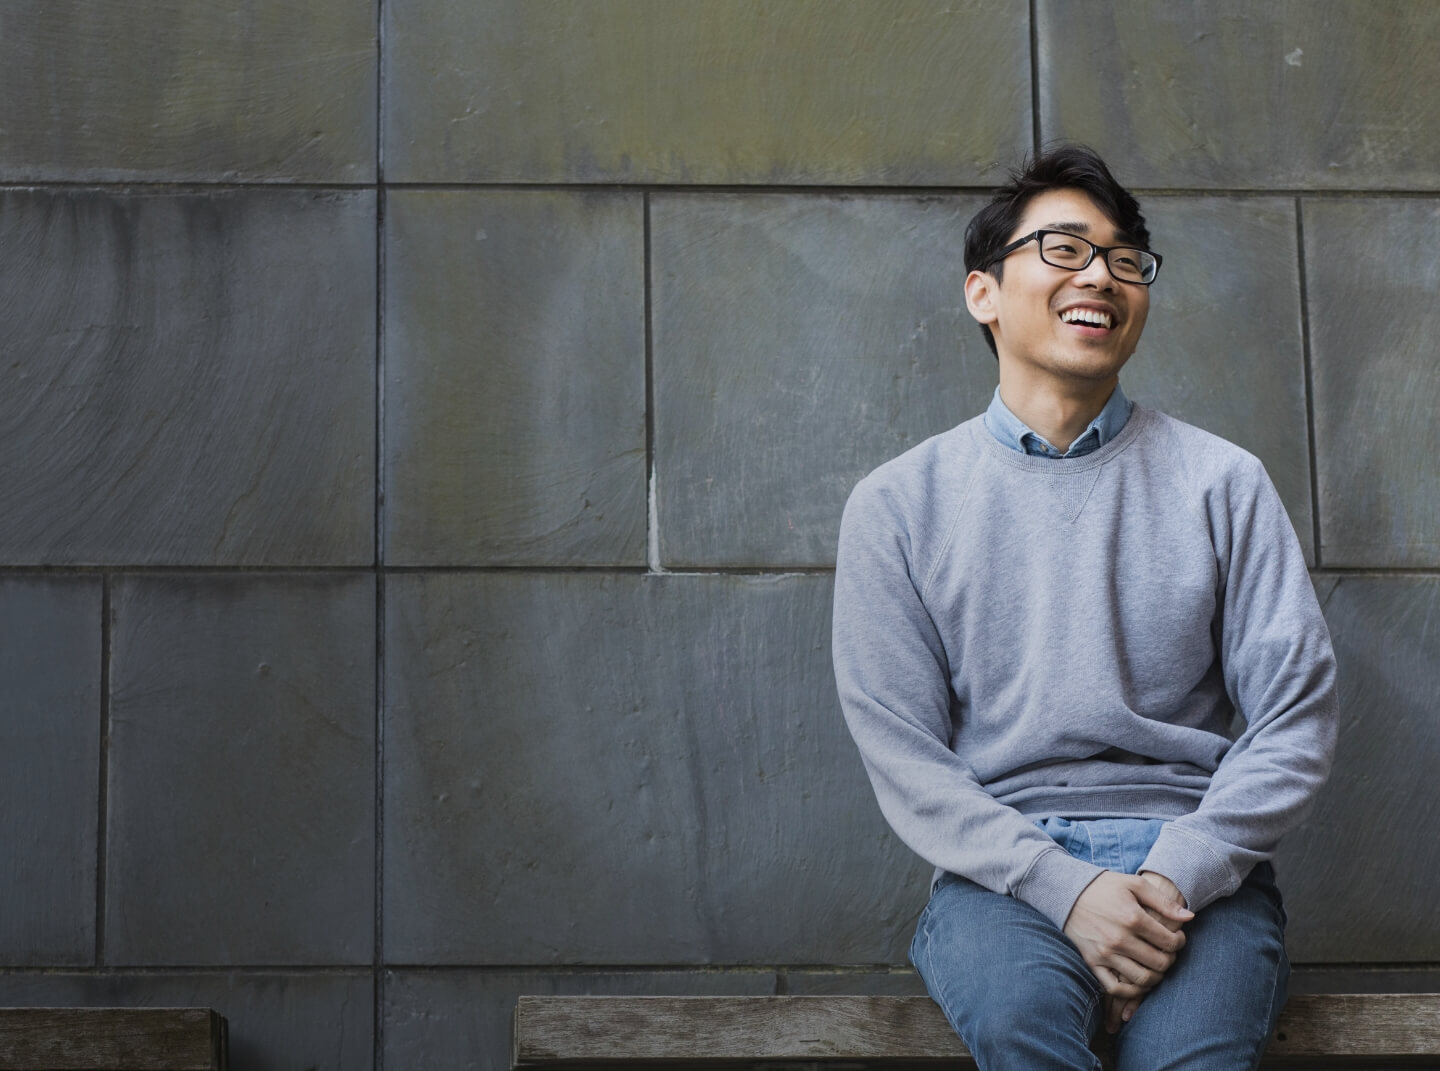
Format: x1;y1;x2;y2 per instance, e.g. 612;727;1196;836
1267;994;1440;1057
0;1008;225;1071
513;997;969;1066
512;993;1440;1066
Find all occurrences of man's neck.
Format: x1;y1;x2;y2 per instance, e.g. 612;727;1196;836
995;368;1120;452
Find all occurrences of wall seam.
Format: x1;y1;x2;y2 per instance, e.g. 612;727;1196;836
374;0;387;1059
5;564;1437;579
0;565;382;577
94;574;111;968
0;966;382;977
8;181;1439;198
1029;0;1042;154
3;961;1434;977
644;192;665;575
368;963;825;975
1295;197;1323;566
373;568;386;1071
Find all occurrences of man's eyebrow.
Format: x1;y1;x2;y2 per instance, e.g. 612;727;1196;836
1041;220;1144;246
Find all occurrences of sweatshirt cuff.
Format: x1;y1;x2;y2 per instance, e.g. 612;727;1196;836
1015;847;1106;931
1139;825;1238;913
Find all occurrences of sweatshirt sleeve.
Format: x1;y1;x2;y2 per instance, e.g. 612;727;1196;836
1140;456;1338;911
832;474;1104;930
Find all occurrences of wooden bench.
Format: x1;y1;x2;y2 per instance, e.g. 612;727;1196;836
513;993;1440;1068
0;1008;227;1071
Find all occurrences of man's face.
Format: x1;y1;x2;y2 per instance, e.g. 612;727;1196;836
966;188;1150;389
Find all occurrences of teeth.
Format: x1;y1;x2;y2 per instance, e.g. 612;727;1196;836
1061;308;1113;328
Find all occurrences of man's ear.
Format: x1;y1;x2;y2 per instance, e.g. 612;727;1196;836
964;269;999;327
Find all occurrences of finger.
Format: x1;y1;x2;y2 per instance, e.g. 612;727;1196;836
1142;904;1187;933
1093;965;1149;1000
1120;963;1164;989
1120;995;1143;1025
1105;995;1125;1034
1134;880;1194;922
1106;931;1178;974
1106;954;1167;990
1123;911;1188;955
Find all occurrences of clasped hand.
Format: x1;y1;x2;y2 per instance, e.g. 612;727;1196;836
1062;870;1192;1033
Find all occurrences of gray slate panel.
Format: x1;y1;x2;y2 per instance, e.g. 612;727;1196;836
383;0;1029;184
0;190;376;566
383;572;928;965
1274;576;1440;961
1120;196;1314;561
106;576;375;966
0;971;373;1069
1290;967;1440;994
1306;198;1440;567
385;191;645;566
1037;0;1440;190
785;969;928;996
652;194;996;568
0;579;101;966
0;0;375;182
385;969;774;1070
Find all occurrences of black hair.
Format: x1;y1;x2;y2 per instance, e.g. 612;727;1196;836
964;144;1151;356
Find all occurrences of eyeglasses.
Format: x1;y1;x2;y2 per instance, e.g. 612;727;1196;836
986;229;1163;285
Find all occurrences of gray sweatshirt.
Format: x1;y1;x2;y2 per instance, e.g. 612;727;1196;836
832;405;1337;930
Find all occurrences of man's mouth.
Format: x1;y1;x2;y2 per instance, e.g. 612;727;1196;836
1059;306;1115;330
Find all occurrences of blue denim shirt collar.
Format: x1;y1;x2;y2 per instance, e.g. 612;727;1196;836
983;384;1133;459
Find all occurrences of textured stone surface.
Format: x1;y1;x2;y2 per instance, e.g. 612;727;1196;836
385;969;774;1070
1275;576;1440;961
384;572;928;965
785;969;928;996
383;0;1030;184
0;579;101;966
0;971;373;1069
1038;0;1440;190
385;191;645;566
652;193;996;568
1120;196;1314;560
0;189;376;566
0;0;375;182
1290;967;1440;994
106;576;375;966
1306;198;1440;567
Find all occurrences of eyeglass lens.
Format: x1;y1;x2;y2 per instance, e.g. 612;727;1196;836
1039;232;1157;284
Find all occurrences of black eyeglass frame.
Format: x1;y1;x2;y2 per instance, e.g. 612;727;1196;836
984;229;1163;286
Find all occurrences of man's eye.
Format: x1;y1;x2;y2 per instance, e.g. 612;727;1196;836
1050;242;1080;255
1113;254;1138;268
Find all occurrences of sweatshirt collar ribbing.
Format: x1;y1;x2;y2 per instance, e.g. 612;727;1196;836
974;404;1153;474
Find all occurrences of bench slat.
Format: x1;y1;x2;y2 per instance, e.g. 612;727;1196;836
0;1008;226;1071
513;993;1440;1067
1270;993;1440;1056
516;996;967;1066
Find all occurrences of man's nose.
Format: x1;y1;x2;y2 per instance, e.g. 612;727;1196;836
1074;254;1117;289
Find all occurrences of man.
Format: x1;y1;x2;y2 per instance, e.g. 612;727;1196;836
832;145;1337;1070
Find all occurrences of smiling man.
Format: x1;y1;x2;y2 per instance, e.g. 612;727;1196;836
832;146;1337;1070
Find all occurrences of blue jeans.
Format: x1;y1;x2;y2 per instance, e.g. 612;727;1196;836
910;818;1289;1071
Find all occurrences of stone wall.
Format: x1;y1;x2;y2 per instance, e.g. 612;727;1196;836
1;2;1437;1067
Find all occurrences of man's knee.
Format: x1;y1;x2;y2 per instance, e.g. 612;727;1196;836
1113;867;1290;1071
913;878;1104;1053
